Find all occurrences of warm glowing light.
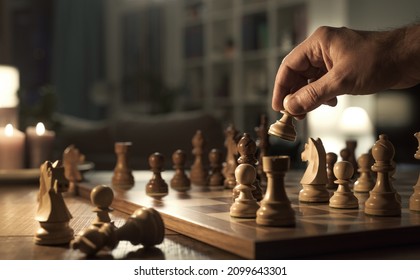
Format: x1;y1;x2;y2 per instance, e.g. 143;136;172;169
4;123;14;137
339;107;373;135
35;122;46;136
0;66;19;108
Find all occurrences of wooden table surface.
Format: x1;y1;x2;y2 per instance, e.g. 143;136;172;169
2;180;420;260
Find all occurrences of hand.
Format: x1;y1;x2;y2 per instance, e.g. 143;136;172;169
272;26;418;119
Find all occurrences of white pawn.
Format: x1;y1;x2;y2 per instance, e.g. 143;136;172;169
329;161;359;209
353;153;375;193
230;164;260;218
90;185;114;227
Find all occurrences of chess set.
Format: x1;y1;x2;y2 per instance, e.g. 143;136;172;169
33;111;420;259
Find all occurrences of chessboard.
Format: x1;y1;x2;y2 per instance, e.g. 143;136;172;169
76;166;420;259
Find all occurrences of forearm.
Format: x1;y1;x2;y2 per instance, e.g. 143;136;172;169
392;23;420;88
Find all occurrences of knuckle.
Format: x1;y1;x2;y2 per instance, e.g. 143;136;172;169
302;83;321;111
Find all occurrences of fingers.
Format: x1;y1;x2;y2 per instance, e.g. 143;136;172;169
272;39;327;112
283;71;341;115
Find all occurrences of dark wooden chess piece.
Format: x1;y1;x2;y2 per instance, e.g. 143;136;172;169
222;124;239;189
255;114;270;188
256;155;295;227
364;134;401;216
63;144;84;195
71;207;164;255
90;185;114;228
268;110;296;142
326;152;338;189
35;160;74;245
345;140;358;175
146;152;169;199
170;149;191;192
190;130;207;186
410;132;420;211
208;148;225;190
235;133;263;201
112;142;135;189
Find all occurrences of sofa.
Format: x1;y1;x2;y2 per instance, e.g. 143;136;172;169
52;111;226;171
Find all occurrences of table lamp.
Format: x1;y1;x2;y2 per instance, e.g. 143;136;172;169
338;106;374;155
0;65;19;128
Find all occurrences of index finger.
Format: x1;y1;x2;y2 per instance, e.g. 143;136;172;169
272;40;328;111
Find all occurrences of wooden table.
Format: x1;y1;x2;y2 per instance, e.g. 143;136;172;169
0;184;240;260
2;167;420;260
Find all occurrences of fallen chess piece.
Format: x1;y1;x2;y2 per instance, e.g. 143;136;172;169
71;207;164;256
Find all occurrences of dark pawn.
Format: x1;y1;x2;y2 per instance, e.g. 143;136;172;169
208;148;225;189
146;152;168;199
326;152;338;189
170;149;191;192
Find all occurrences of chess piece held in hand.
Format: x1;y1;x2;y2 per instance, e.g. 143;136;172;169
329;161;359;209
112;142;135;189
364;134;401;216
71;207;164;255
268;111;297;142
34;160;74;245
146;152;169;199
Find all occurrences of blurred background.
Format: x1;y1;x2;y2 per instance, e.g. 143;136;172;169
0;0;419;168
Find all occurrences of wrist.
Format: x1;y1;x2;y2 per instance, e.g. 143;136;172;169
391;24;420;88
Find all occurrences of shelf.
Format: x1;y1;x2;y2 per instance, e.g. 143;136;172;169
242;49;268;61
179;0;308;132
184;24;204;59
242;12;268;52
185;57;205;68
242;0;267;15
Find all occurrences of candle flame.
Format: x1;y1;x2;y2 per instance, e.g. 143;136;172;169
36;122;45;136
5;123;13;137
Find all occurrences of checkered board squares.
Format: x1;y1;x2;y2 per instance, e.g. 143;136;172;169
77;169;420;259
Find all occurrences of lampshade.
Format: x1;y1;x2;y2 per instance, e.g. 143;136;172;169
0;65;19;108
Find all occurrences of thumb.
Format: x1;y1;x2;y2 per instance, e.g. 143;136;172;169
284;71;341;115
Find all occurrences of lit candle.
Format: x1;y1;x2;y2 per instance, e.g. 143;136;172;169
26;122;56;168
0;124;25;169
